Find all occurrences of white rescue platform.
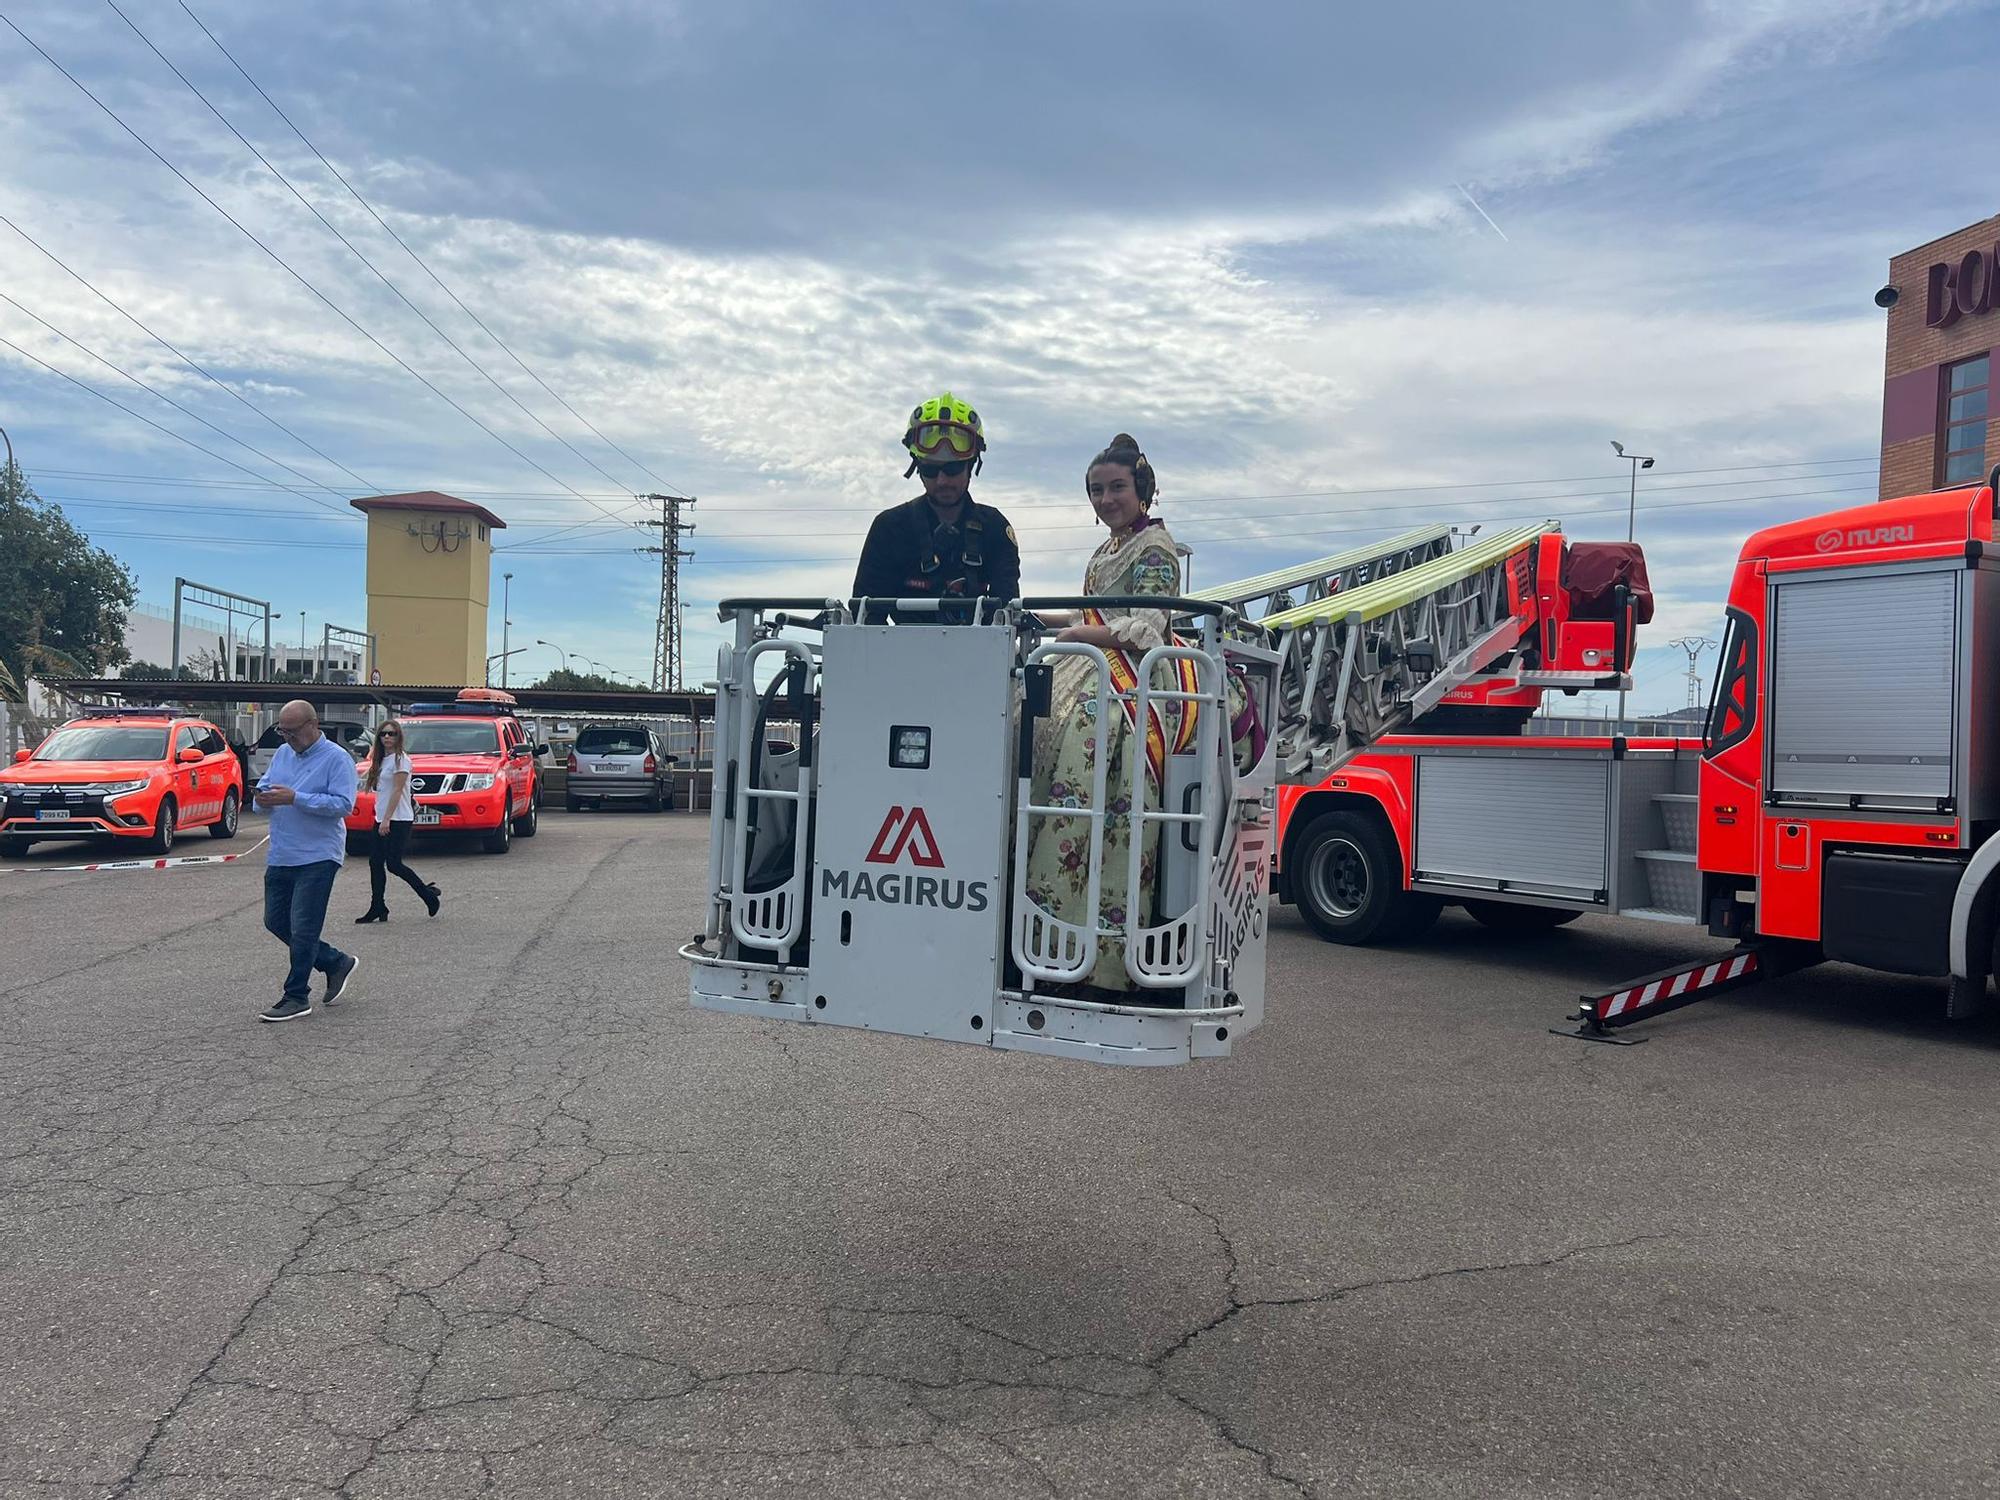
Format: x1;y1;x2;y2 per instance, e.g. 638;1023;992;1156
684;596;1279;1066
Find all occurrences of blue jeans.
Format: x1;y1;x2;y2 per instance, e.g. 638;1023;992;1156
264;861;348;1002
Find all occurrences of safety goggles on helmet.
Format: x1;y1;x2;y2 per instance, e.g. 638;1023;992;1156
901;391;987;477
907;421;981;458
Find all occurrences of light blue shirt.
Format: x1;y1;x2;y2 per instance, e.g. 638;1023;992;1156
259;735;357;867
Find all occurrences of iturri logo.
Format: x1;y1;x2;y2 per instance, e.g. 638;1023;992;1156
1816;523;1917;554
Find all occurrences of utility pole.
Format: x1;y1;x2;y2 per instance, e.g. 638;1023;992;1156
639;494;696;692
1670;636;1716;711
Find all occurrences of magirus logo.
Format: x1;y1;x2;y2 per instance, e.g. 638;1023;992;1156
821;805;990;910
1815;524;1916;553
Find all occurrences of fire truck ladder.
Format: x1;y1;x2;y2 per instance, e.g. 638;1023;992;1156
1195;525;1454;621
1253;521;1559;778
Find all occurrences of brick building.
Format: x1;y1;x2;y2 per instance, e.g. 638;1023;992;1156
1880;212;2000;498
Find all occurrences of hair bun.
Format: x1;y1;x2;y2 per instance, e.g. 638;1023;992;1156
1109;433;1140;451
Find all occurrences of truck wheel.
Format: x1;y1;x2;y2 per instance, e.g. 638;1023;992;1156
1292;810;1440;945
146;797;178;855
514;794;538;837
0;836;29;858
207;789;240;840
1462;899;1582;933
482;802;513;854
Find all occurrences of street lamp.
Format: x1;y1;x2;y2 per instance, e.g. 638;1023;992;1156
536;639;570;676
502;572;514;690
0;424;13;480
1610;440;1657;725
1610;440;1656;544
486;648;528;686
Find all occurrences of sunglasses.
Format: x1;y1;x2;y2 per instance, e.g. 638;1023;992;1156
916;459;971;480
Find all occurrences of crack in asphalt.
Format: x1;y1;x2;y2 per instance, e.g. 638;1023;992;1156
7;821;1679;1499
1150;1193;1673;1499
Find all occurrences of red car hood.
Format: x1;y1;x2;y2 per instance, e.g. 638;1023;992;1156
0;759;161;784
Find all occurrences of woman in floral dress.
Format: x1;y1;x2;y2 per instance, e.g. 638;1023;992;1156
1023;434;1188;994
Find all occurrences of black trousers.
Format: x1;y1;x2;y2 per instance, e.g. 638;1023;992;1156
368;820;429;907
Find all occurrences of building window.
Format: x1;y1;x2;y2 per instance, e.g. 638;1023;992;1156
1942;354;1990;485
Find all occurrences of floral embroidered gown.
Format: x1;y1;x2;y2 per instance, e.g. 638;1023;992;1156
1023;519;1185;990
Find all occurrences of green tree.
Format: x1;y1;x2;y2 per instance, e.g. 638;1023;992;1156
119;660;203;681
0;464;136;683
525;668;629;694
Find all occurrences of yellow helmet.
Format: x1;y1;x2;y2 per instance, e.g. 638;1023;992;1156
901;391;986;476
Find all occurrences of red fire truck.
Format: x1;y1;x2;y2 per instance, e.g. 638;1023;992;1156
1259;476;2000;1036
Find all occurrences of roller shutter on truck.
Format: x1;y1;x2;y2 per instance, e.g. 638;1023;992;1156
1414;752;1610;902
1766;569;1957;809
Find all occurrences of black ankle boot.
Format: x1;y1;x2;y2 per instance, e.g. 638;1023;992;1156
421;884;441;918
354;906;389;924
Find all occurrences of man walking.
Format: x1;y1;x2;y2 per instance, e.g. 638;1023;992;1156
255;699;359;1022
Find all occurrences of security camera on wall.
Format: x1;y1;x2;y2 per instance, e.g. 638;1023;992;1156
1875;285;1900;309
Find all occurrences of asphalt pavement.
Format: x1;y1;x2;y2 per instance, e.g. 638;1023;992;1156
2;810;1998;1498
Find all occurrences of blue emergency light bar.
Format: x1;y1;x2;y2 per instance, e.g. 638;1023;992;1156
81;705;182;718
403;702;521;717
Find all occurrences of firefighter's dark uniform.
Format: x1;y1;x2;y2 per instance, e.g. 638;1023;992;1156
851;496;1022;622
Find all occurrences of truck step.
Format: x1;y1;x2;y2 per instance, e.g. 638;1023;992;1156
1634;848;1699;917
1653;792;1698;853
1620;906;1700;925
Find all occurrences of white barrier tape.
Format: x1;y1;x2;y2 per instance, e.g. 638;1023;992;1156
2;834;269;874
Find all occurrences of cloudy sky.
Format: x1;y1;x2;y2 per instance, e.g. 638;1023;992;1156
1;0;1994;709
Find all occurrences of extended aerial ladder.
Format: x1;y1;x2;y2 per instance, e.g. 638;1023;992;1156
1206;521;1634;778
684;517;1633;1066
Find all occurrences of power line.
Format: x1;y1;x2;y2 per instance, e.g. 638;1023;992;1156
2;213;380;495
173;0;685;498
0;332;364;508
659;480;1886;567
105;0;649;508
491;472;1883;548
1;9;638;530
58;477;1882;563
9;455;1883;508
44;475;1877;558
0;291;356;515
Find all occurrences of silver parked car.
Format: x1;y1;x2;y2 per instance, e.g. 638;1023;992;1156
566;722;675;812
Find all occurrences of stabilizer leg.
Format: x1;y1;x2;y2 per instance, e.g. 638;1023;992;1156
1554;939;1822;1043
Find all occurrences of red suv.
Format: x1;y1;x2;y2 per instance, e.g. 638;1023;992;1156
1;706;244;856
347;689;545;854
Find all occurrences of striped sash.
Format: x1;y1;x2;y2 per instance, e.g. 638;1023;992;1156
1082;607;1201;790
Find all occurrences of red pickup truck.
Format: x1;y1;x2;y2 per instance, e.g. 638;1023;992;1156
347;688;545;854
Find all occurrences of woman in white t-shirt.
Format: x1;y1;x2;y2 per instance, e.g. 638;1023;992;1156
355;720;440;922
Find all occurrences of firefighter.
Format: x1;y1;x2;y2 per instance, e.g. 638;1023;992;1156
852;392;1022;622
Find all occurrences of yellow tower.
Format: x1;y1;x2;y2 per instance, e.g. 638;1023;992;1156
351;492;506;685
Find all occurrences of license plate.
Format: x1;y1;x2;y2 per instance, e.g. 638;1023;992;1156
36;809;71;821
594;763;626;773
416;809;442;825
